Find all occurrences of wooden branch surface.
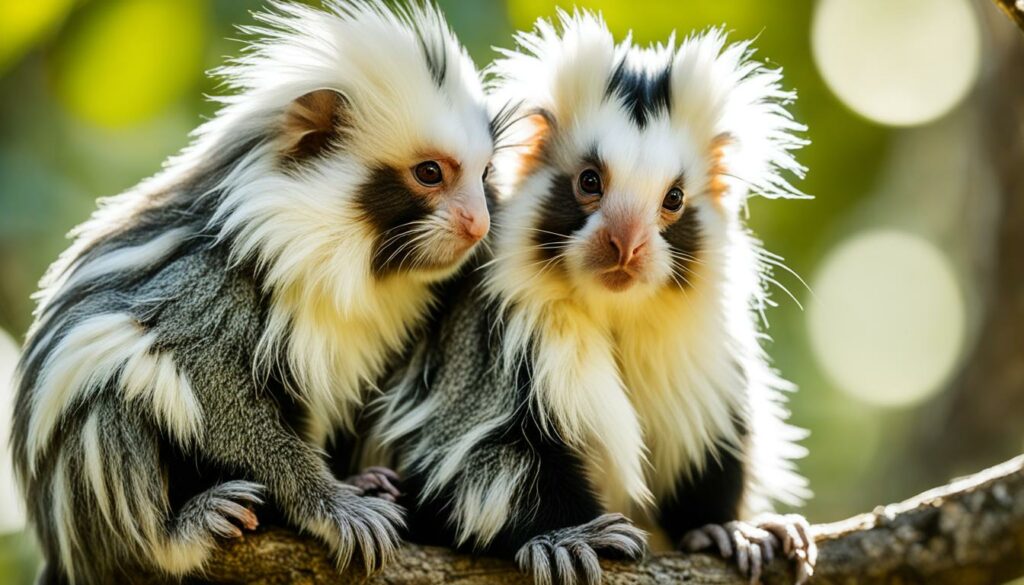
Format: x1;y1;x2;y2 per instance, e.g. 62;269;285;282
995;0;1024;31
192;456;1024;585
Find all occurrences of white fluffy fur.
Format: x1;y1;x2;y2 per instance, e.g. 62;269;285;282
26;313;201;471
483;12;809;520
34;326;192;570
79;412;164;559
149;537;214;578
208;149;442;441
451;457;532;546
34;228;190;321
50;454;77;582
80;412;245;578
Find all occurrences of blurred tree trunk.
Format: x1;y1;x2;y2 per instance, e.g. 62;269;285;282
909;4;1024;485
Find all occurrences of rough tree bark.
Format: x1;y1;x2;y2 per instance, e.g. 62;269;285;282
187;456;1024;585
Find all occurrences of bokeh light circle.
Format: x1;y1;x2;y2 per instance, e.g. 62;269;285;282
808;230;965;408
812;0;980;127
0;328;25;533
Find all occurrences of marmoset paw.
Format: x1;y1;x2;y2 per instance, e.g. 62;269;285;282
344;466;402;502
681;514;816;585
753;513;816;584
311;482;405;574
515;513;647;585
181;480;265;540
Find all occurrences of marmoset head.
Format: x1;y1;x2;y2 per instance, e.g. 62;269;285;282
205;1;497;304
488;12;805;305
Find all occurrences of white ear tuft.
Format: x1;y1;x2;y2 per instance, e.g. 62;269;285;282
670;30;808;202
489;10;618;128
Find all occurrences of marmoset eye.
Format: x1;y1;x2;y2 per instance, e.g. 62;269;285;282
578;169;603;196
662;188;684;212
414;161;443;186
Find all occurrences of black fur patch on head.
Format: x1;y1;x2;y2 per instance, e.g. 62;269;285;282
488;100;520;146
534;173;588;262
419;40;447;88
663;205;703;288
355;165;433;277
412;14;448;88
580;146;603;174
606;58;673;128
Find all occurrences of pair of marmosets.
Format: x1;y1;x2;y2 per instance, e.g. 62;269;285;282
12;1;817;584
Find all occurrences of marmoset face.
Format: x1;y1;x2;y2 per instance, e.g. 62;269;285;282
490;14;803;308
533;108;709;297
269;4;498;284
354;142;494;279
501;53;727;304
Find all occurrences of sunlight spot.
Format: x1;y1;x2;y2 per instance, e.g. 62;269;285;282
808;231;965;408
811;0;980;127
0;327;25;534
0;0;75;73
50;0;206;128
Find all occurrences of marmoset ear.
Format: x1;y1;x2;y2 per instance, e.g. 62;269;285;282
707;131;734;199
280;89;351;162
514;108;555;179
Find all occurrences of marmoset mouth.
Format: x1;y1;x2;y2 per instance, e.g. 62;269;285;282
598;268;637;292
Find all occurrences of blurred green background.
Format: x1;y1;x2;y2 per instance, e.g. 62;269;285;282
1;0;1022;582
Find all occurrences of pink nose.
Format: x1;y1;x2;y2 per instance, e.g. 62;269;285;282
455;207;489;241
608;231;647;266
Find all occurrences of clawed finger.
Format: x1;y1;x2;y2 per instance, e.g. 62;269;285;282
795;557;815;585
369;472;402;499
761;534;775;566
791;516;818;567
748;543;762;585
364;466;400;482
734;530;750;574
706;524;734;557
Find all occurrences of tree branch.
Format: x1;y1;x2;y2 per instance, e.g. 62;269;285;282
994;0;1024;31
188;455;1024;584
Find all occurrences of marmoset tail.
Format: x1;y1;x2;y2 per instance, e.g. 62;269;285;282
12;1;500;583
367;11;815;585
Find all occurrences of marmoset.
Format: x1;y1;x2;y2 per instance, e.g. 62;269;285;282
367;12;816;585
12;1;499;583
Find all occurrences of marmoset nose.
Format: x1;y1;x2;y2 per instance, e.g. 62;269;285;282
608;231;647;266
453;206;489;241
449;184;491;242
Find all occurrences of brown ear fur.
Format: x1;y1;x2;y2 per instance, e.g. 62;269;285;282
280;89;349;162
515;109;554;181
708;132;734;199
